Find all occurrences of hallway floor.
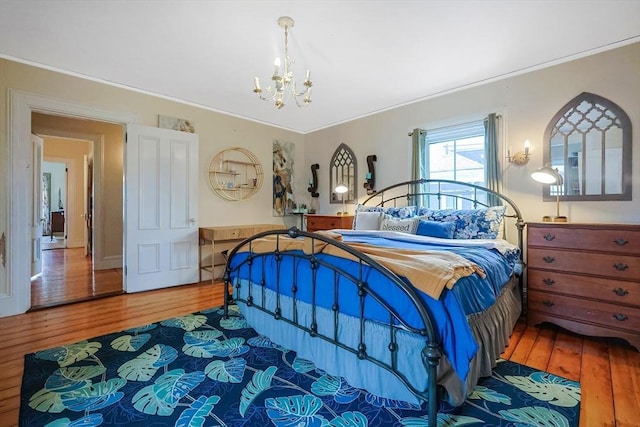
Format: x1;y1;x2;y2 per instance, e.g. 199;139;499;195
30;247;123;309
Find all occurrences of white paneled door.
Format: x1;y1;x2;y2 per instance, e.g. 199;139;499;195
125;125;199;293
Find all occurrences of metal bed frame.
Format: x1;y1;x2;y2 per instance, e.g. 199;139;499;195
223;179;525;427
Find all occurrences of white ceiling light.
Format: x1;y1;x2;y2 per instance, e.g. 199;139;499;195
253;16;312;109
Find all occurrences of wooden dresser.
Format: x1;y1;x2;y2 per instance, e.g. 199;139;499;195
527;222;640;350
50;211;65;235
199;224;282;281
305;214;354;232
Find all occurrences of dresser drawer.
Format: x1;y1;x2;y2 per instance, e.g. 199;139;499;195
306;215;353;232
528;269;640;306
528;247;640;281
529;290;640;333
528;225;640;254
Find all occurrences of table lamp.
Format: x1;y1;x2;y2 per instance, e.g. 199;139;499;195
334;183;348;215
531;166;567;222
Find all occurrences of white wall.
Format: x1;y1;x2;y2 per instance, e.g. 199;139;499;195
305;42;640;233
0;58;307;230
1;42;639;256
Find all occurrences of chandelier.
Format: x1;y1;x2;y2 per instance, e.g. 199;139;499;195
253;16;312;109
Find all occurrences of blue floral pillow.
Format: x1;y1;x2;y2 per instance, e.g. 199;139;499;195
353;205;416;229
419;206;506;239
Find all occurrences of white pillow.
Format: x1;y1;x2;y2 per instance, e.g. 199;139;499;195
379;216;418;234
354;211;383;230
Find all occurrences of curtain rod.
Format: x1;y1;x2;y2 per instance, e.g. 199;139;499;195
407;129;427;137
408;114;501;137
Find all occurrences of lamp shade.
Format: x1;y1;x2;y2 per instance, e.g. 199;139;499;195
531;166;567;222
334;183;348;194
531;166;563;185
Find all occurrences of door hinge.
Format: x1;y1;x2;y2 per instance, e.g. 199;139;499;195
125;132;128;143
125;265;127;275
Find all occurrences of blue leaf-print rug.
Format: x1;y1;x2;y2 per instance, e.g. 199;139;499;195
20;305;581;426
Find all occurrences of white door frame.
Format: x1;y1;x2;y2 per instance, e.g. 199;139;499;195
3;89;137;317
36;132;112;268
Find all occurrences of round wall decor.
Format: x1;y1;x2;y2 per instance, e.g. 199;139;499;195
208;147;263;201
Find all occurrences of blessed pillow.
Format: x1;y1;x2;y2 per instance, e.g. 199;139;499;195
353;205;417;229
353;211;383;230
379;216;418;234
418;206;506;239
416;220;455;239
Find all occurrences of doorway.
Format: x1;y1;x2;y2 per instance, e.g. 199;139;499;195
41;160;67;251
4;90;200;318
29;113;125;309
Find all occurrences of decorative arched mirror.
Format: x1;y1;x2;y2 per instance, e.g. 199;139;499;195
543;92;632;201
330;143;357;204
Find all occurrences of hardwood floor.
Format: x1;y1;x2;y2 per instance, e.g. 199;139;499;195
1;281;225;426
1;284;639;425
31;248;123;309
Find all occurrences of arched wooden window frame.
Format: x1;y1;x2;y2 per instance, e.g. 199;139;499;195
330;143;357;204
542;92;632;201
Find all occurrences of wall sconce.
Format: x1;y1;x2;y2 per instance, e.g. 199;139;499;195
334;183;348;215
363;154;376;195
307;163;319;198
507;140;531;165
531;166;567;222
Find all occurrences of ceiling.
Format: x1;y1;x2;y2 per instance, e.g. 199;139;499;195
1;1;639;134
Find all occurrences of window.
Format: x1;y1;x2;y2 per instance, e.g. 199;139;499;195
422;120;487;209
425;120;485;184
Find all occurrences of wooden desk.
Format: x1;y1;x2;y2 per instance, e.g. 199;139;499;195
199;224;282;282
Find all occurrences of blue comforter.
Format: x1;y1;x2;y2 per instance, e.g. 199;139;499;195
228;232;519;383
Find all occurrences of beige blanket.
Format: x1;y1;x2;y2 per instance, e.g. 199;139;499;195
237;231;485;300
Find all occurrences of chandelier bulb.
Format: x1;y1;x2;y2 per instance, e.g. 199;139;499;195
273;58;281;76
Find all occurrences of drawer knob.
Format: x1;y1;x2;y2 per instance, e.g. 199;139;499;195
613;287;629;297
542;300;555;308
613;263;629;271
614;237;629;246
613;313;629;322
543;233;556;241
542;256;555;263
543;278;555;286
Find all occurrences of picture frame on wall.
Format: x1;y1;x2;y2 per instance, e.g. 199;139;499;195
158;114;195;133
273;140;294;216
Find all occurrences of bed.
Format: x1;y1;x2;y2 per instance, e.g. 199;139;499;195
223;179;525;427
